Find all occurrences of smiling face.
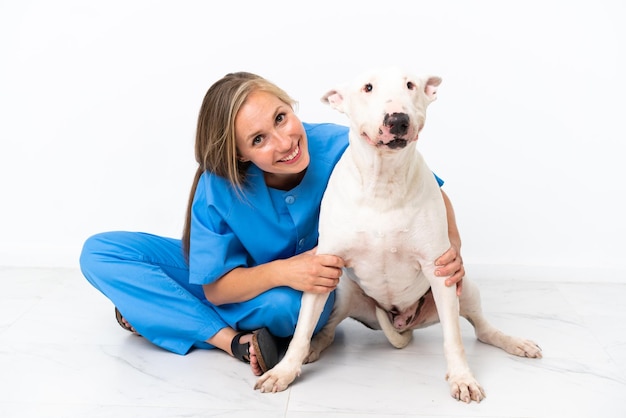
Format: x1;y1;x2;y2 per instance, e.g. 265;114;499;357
235;90;310;190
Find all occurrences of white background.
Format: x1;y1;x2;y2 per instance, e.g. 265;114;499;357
1;0;625;282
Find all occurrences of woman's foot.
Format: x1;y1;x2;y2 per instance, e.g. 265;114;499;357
237;333;263;376
231;328;280;376
114;307;140;336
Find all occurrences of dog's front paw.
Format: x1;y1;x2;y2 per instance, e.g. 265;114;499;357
447;373;486;403
254;364;301;393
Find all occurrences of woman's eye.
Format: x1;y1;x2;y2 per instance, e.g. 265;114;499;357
252;136;263;145
276;113;285;124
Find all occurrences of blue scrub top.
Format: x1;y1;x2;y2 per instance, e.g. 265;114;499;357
188;122;445;286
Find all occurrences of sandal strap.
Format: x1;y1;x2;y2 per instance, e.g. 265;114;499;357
231;332;250;364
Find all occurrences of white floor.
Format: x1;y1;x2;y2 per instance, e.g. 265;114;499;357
1;266;625;418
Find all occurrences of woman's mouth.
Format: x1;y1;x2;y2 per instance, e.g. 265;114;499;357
279;145;300;163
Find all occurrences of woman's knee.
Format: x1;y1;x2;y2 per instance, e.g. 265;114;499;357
79;231;143;286
81;232;129;268
260;288;301;333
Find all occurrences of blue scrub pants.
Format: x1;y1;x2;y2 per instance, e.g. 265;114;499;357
79;231;335;355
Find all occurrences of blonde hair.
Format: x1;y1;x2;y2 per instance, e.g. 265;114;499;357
182;72;297;258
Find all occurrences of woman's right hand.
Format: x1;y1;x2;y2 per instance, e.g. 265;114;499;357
279;247;344;293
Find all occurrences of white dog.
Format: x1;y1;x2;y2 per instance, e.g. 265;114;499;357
255;67;542;403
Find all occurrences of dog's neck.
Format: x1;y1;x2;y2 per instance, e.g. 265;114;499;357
347;133;423;203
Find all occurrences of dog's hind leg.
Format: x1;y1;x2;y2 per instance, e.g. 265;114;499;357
306;299;348;363
460;279;542;359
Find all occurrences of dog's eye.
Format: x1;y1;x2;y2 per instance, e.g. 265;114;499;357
407;81;415;90
363;83;373;93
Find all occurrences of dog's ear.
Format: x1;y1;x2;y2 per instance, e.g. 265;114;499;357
321;90;346;113
422;76;442;102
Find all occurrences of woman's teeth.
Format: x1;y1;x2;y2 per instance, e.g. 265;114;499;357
281;146;299;162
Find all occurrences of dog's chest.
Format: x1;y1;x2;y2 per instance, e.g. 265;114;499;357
318;150;449;309
328;206;437;307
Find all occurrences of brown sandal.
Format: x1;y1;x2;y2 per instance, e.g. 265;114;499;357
231;328;280;373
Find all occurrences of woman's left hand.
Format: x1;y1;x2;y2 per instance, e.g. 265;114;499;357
435;244;464;296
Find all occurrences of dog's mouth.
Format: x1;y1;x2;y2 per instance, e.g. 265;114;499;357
377;138;408;149
362;133;410;149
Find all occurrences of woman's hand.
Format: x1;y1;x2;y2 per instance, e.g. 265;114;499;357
279;247;344;294
435;243;464;296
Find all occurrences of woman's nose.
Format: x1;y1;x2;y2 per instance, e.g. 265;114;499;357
273;130;292;151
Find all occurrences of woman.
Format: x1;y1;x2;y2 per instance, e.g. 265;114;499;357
79;71;464;376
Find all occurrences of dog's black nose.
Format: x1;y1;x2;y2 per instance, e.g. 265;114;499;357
384;112;409;136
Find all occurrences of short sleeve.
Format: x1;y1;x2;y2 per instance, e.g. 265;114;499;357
188;174;249;285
